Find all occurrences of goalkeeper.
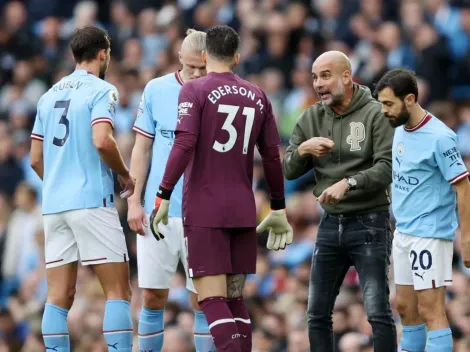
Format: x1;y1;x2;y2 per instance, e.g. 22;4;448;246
149;24;293;352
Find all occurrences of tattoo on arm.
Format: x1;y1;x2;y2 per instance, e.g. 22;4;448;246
227;274;246;298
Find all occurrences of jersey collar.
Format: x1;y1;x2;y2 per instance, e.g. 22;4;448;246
175;71;184;86
404;112;432;132
71;69;95;76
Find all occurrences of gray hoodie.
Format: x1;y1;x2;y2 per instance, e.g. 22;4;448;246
283;83;394;215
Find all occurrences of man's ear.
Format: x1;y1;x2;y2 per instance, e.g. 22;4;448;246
233;53;240;67
178;51;183;65
202;50;207;65
405;93;416;106
342;70;351;85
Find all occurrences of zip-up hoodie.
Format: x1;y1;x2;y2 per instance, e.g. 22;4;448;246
283;83;394;215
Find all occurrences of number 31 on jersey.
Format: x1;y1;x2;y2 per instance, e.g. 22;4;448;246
213;104;255;154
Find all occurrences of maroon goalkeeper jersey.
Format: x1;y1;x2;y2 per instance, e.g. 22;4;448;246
161;71;285;228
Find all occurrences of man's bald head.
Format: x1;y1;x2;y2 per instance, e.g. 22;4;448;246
313;50;352;75
311;51;353;108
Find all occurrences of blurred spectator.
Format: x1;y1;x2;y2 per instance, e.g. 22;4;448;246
60;1;103;40
0;60;47;116
0;123;23;197
108;1;136;60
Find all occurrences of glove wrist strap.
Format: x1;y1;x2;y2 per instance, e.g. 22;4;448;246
157;186;172;200
270;198;286;211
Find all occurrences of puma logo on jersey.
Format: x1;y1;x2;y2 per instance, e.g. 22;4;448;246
346;122;366;151
414;272;425;281
108;343;119;350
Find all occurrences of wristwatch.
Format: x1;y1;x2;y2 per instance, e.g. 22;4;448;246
346;177;357;191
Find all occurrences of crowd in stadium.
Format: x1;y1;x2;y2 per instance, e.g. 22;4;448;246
1;0;470;351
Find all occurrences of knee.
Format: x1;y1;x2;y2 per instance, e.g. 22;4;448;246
143;289;168;310
417;300;445;323
396;299;409;319
48;286;76;310
106;282;132;302
307;301;330;325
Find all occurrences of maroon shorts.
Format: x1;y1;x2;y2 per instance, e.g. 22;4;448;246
184;226;257;277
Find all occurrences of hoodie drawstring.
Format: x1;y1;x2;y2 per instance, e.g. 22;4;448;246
329;115;334;161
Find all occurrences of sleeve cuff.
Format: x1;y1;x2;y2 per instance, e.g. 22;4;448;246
353;174;366;190
31;133;44;141
133;126;155;139
91;117;114;128
450;171;470;184
270;198;286;210
157;186;172;200
292;148;306;162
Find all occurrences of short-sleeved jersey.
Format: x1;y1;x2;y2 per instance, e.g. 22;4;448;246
31;69;119;215
133;71;184;216
392;113;469;240
176;71;282;228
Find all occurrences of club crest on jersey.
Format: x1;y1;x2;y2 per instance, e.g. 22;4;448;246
107;90;118;116
346;122;365;151
397;143;404;156
109;90;118;103
107;103;116;116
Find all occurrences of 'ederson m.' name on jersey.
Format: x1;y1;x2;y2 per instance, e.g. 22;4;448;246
132;71;185;217
31;69;119;215
206;84;265;111
392;113;469;241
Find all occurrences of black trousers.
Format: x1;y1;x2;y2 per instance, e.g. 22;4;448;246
307;211;397;352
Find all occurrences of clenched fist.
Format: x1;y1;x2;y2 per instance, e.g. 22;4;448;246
298;137;335;157
318;179;349;204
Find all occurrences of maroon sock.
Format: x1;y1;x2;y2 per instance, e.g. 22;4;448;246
198;296;241;352
227;297;252;352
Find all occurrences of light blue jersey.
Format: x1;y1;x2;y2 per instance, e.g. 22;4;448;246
392;113;469;240
31;69;119;215
133;71;184;217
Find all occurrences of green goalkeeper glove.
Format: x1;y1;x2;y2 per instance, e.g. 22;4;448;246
256;209;293;250
149;186;171;240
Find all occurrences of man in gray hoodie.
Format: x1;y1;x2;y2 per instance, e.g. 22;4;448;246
283;51;396;351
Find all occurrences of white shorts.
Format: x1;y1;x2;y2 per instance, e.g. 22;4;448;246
137;216;195;293
392;230;453;290
43;208;129;269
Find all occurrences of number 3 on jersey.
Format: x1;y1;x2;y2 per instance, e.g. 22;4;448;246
213;104;255;154
53;99;70;147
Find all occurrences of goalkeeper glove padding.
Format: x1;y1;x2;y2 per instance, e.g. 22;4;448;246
256;199;293;250
149;186;172;240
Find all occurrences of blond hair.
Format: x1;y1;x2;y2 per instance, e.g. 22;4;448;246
181;29;206;53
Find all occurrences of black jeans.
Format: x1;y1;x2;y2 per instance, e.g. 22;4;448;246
307;211;397;352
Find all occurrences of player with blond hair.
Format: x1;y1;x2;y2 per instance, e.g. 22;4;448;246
127;29;215;351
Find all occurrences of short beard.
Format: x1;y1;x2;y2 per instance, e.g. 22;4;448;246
328;92;344;107
327;82;345;107
386;104;410;128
